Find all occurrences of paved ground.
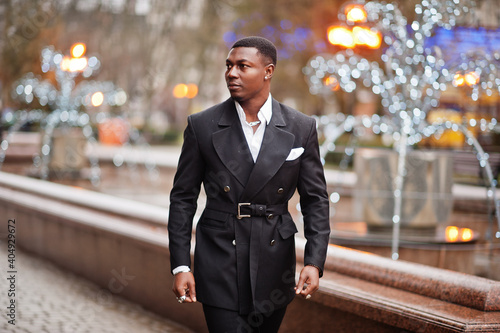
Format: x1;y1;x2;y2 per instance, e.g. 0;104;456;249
0;244;193;333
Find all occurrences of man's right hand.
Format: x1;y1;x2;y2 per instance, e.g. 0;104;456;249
173;272;197;303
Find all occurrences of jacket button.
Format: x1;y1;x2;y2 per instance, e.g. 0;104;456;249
270;239;276;246
232;240;236;246
267;214;274;220
277;187;284;194
224;186;231;192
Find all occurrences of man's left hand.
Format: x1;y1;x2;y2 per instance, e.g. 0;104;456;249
295;265;320;299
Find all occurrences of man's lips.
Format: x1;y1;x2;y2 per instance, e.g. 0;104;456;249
227;83;241;90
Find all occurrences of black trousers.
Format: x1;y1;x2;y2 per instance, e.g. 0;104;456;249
202;304;287;333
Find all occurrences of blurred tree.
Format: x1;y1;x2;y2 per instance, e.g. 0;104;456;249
1;0;60;110
1;0;368;135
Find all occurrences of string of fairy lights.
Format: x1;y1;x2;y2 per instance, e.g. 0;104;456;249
1;43;130;185
304;0;500;259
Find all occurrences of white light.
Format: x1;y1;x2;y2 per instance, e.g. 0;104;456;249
330;192;340;204
114;91;128;106
1;140;8;150
41;144;51;155
113;154;124;167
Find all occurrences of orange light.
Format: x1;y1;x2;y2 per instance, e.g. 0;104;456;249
60;56;71;71
328;26;381;49
445;226;459;242
324;76;340;91
69;57;88;72
460;228;474;242
98;118;129;146
186;83;199;99
173;83;198;99
353;26;382;49
453;73;465;87
327;26;355;48
345;5;367;23
173;84;188;98
91;92;104;107
464;71;479;86
71;43;86;58
445;226;474;242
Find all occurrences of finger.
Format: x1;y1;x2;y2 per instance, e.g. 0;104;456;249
300;279;319;297
299;283;311;297
183;285;196;303
175;288;192;304
295;274;307;294
300;282;318;297
187;280;197;302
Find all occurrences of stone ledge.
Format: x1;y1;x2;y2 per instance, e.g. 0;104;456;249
319;243;500;311
0;186;168;249
309;269;500;332
0;171;168;227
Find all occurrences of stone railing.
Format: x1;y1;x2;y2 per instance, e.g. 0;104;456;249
0;171;499;332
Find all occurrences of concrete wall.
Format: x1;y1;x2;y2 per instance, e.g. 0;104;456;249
1;172;499;332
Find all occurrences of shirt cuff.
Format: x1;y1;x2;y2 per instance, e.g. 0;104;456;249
172;265;191;275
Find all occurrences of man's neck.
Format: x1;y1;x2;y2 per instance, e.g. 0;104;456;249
239;95;268;122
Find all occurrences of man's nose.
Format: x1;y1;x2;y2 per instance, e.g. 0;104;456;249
227;66;238;78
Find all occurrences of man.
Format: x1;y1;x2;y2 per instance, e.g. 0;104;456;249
168;36;330;332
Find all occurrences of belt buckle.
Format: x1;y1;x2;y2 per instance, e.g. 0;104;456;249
237;203;251;219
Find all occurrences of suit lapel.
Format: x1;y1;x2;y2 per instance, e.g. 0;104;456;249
240;100;295;202
212;99;255;187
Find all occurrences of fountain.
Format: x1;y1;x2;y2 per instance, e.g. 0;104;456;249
303;0;500;262
0;43;159;186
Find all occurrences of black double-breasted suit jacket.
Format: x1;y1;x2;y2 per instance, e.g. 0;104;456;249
168;97;330;314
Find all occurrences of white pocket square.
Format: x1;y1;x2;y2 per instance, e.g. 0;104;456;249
286;147;304;161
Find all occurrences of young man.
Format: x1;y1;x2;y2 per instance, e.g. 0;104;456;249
168;36;330;332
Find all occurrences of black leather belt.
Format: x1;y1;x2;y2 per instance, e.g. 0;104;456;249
206;202;288;220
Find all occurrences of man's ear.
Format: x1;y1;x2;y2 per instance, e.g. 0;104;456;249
265;64;275;79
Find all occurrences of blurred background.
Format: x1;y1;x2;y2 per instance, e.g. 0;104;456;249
0;0;345;139
3;2;500;332
0;0;498;145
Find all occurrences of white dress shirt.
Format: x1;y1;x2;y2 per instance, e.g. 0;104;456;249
172;94;273;276
235;93;273;162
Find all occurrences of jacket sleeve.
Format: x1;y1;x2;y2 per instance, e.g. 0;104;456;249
168;116;205;273
296;119;330;277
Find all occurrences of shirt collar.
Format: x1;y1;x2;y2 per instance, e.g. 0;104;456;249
235;93;273;126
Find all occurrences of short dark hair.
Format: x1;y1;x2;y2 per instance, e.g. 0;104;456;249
231;36;277;66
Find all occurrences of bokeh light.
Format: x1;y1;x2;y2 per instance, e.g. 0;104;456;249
91;91;104;107
346;5;368;23
71;43;86;58
461;228;474;242
173;84;188;98
445;226;460;242
328;26;355;48
186;84;198;99
352;26;382;48
173;83;198;99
